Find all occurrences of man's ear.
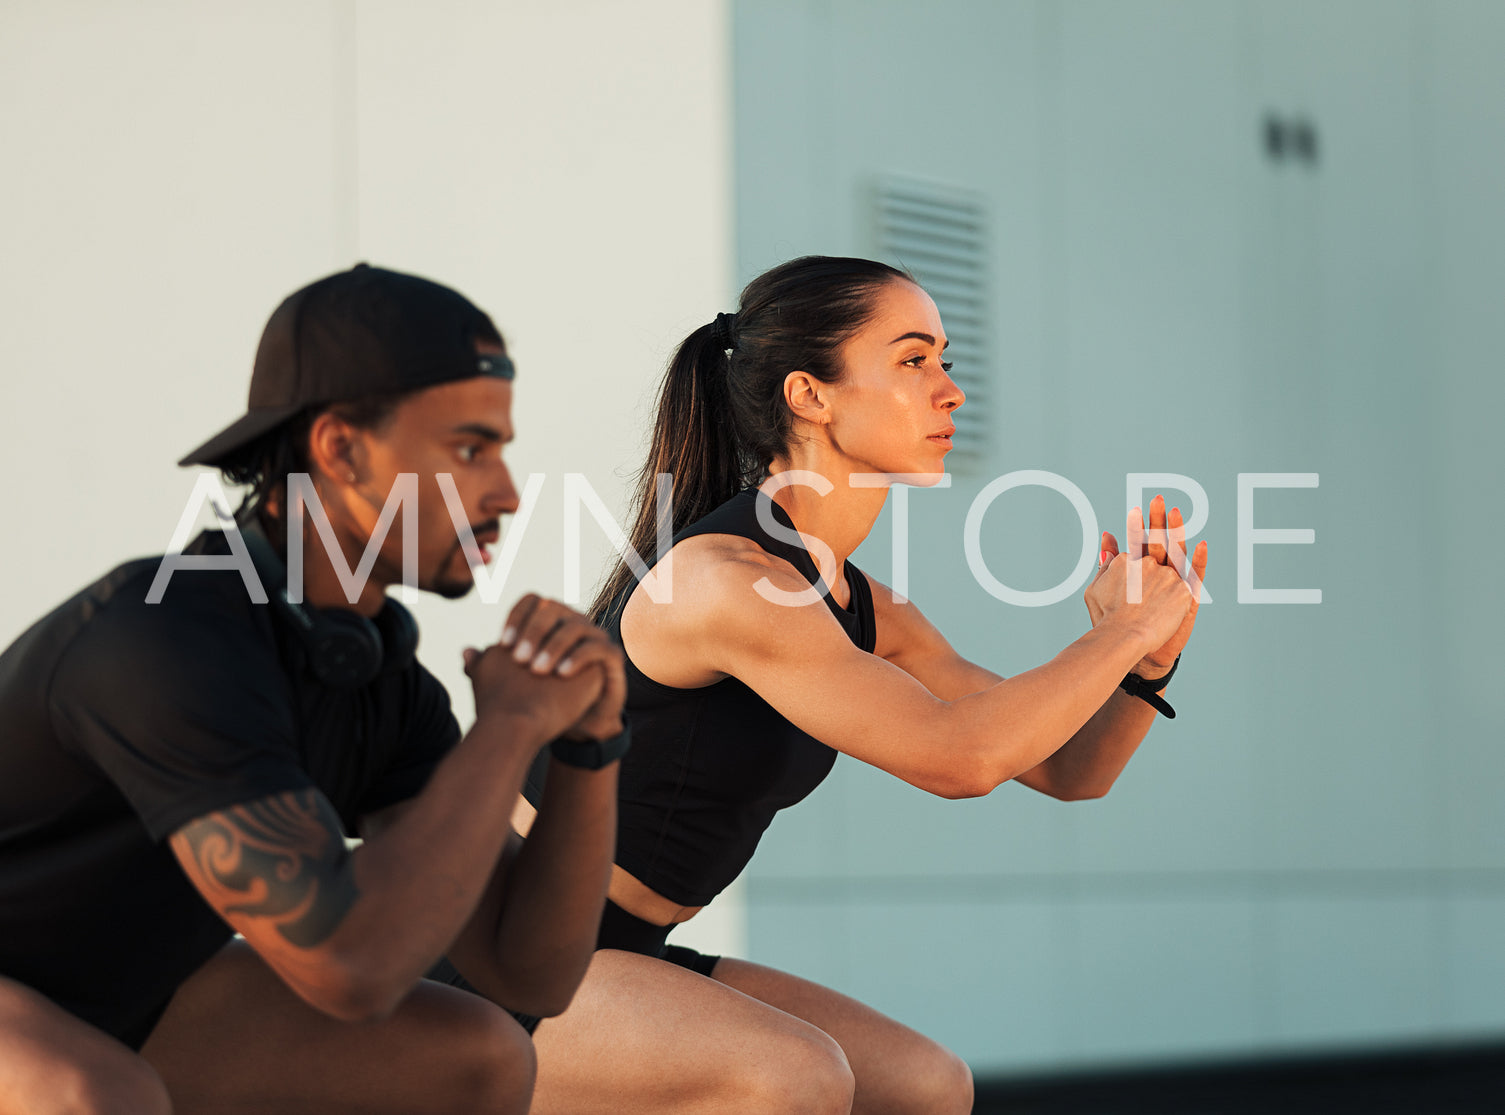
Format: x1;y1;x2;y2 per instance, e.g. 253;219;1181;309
306;410;362;485
783;371;830;427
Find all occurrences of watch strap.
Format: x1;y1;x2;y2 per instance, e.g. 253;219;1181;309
1118;655;1179;719
548;724;632;770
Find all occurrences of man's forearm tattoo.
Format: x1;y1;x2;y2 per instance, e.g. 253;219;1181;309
176;789;360;948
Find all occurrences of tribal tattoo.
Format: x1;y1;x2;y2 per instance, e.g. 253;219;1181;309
174;789;360;948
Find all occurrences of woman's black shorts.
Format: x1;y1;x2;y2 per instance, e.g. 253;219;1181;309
425;898;721;1035
595;898;721;978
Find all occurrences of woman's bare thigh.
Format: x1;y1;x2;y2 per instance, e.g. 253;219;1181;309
530;948;856;1115
0;975;169;1115
713;958;973;1115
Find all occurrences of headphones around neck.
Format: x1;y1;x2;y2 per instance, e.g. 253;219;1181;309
239;517;419;688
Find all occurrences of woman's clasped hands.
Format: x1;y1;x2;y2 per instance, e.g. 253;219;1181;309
1085;493;1210;679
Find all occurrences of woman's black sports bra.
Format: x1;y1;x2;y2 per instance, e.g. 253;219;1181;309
528;487;876;907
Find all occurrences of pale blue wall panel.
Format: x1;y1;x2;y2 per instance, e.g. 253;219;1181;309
732;0;1505;1073
1269;896;1442;1047
1441;896;1505;1036
1428;1;1505;875
747;896;1071;1069
1065;897;1263;1063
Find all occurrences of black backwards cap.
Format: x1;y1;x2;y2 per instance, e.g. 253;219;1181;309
179;263;513;468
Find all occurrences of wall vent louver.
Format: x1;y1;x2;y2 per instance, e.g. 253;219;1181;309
873;176;991;468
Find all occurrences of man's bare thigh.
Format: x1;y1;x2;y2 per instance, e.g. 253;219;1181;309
141;940;535;1115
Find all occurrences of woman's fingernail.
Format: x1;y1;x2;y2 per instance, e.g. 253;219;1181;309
514;640;533;661
501;626;516;646
557;657;574;675
532;652;551;672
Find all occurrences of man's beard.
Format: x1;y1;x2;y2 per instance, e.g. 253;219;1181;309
428;536;485;599
430;573;474;600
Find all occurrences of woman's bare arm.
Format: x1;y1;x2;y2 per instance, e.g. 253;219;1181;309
620;532;1194;800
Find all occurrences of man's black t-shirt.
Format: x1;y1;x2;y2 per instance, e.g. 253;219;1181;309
0;531;460;1049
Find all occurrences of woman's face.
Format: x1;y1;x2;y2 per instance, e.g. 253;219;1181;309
819;279;965;478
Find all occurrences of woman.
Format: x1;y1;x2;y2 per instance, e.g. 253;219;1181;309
514;256;1207;1113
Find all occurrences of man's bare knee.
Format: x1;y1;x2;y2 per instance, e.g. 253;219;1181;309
422;993;536;1115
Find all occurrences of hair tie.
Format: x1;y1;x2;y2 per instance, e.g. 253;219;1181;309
712;311;739;352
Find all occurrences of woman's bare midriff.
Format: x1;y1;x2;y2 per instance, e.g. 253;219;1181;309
511;795;703;927
607;864;703;925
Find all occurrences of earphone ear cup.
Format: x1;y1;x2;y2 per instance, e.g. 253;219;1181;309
304;610;386;689
237;517;408;688
374;599;419;672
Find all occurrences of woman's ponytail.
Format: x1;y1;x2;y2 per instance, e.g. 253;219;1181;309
591;320;746;620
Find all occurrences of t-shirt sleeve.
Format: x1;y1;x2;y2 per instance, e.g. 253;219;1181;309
357;661;462;819
47;579;313;843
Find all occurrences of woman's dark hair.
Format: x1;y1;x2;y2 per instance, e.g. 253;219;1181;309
593;255;913;620
220;392;413;544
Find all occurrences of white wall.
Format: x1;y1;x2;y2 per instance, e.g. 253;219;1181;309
734;0;1505;1075
0;0;741;947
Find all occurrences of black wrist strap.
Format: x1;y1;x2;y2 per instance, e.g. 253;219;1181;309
548;723;632;770
1118;655;1179;719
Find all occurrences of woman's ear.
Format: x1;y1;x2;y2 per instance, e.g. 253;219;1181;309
783;371;830;427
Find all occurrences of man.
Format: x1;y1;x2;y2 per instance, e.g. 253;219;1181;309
0;264;627;1113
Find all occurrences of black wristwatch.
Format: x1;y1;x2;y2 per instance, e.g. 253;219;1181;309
548;724;632;770
1118;655;1180;719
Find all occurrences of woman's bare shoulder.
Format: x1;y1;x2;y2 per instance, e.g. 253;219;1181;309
629;533;809;614
620;533;845;686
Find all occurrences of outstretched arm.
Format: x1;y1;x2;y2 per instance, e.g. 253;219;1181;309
622;499;1202;801
864;495;1208;799
1026;497;1208;796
